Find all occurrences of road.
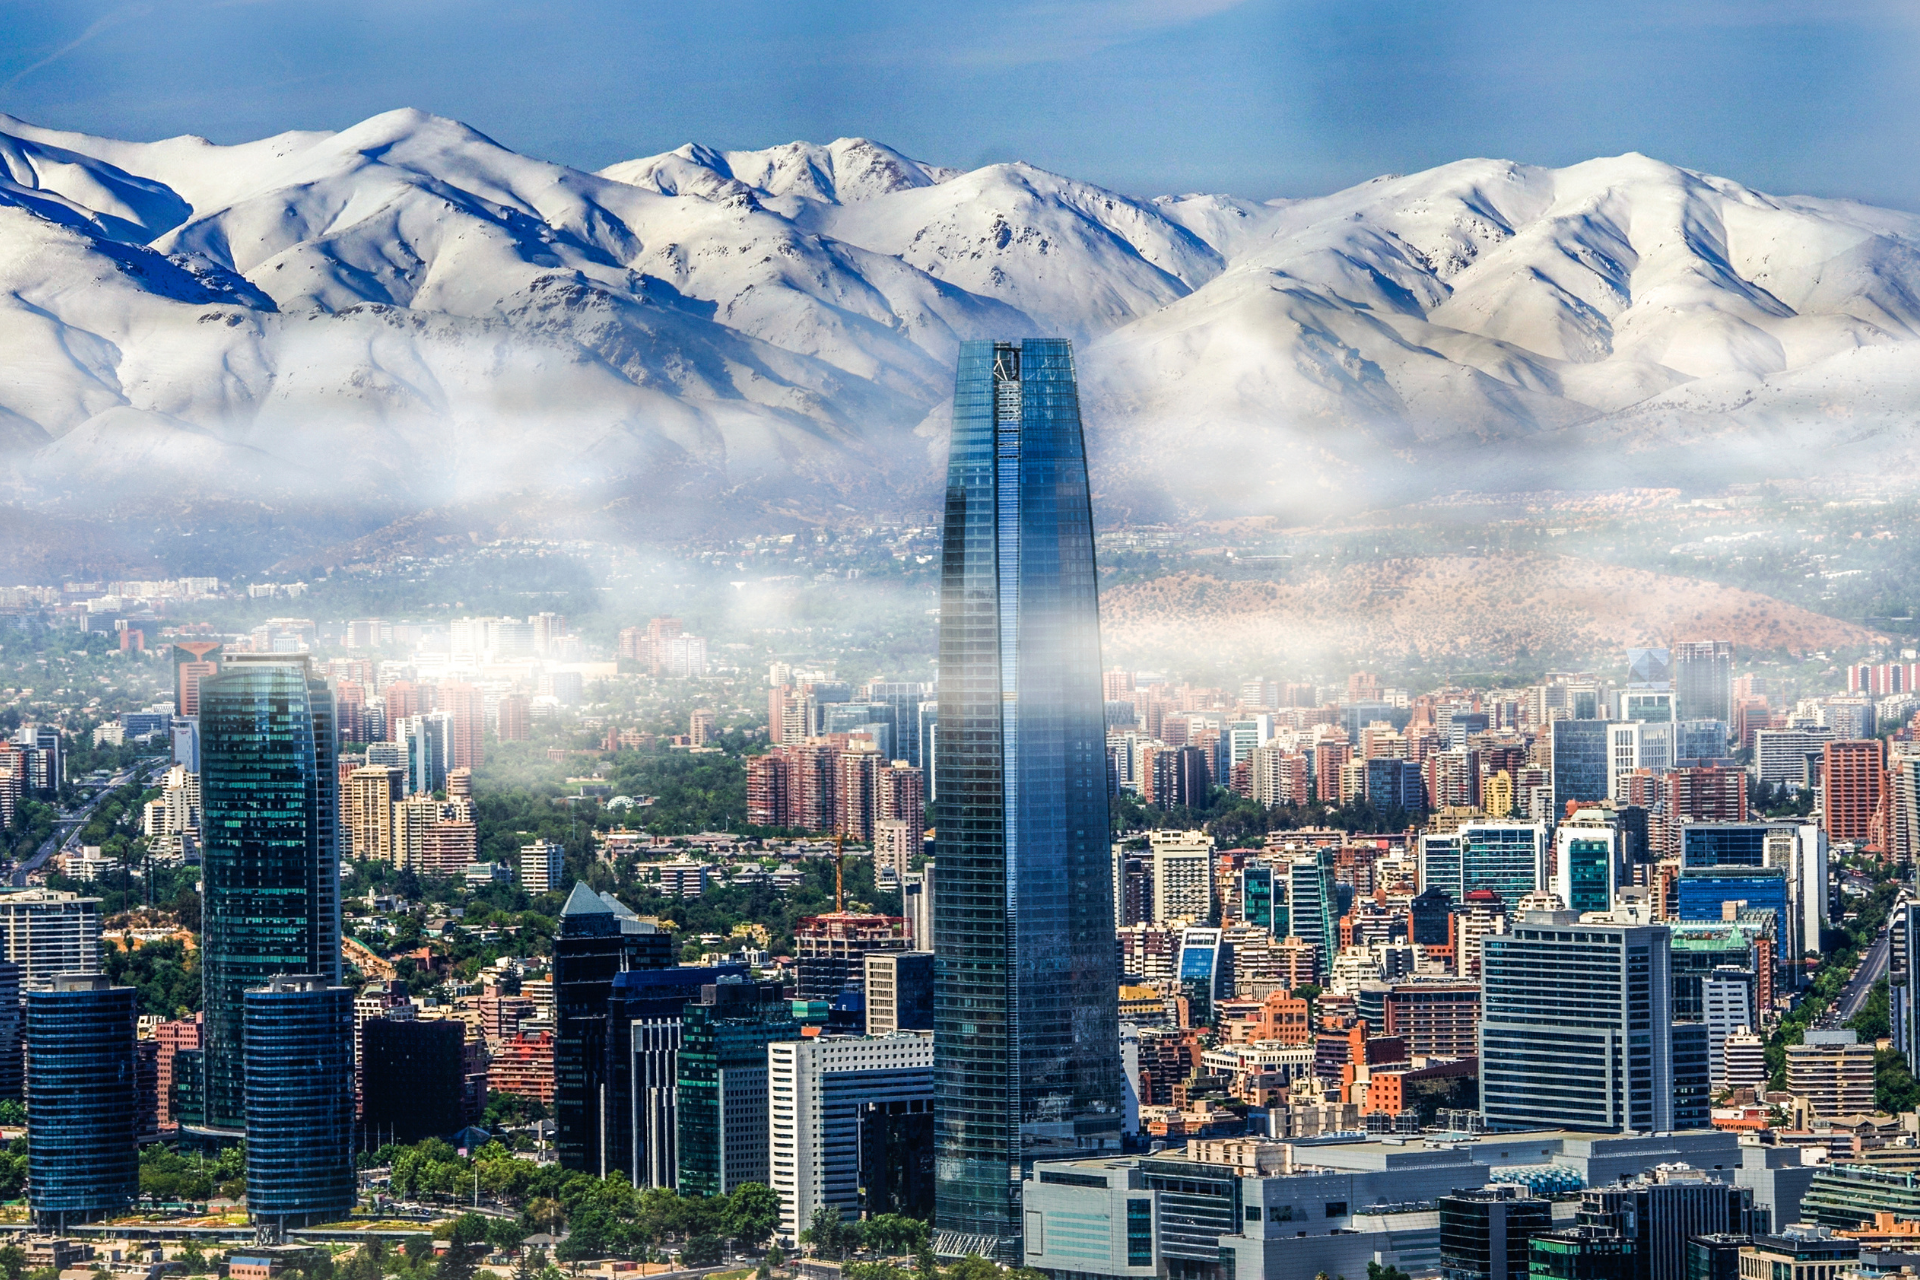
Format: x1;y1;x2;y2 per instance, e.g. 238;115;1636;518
10;759;157;887
1832;924;1892;1024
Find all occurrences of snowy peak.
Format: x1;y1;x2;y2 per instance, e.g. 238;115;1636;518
599;136;958;205
3;108;1920;529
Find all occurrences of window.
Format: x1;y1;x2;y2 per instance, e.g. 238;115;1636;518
1325;1202;1348;1218
1127;1199;1153;1267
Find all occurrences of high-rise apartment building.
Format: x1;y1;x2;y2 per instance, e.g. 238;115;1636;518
1785;1029;1875;1118
933;339;1121;1255
198;654;338;1132
1822;739;1887;845
1149;830;1215;924
441;682;486;772
521;839;564;894
1480;907;1673;1132
344;765;401;862
769;1033;936;1244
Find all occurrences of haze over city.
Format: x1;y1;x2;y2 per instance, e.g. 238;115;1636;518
0;7;1919;1280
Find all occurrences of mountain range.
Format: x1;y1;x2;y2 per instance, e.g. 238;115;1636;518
5;108;1920;545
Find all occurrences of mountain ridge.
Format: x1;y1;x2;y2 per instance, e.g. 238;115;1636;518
4;108;1920;542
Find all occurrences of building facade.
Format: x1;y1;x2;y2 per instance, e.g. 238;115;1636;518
933;339;1122;1255
24;975;137;1229
198;654;339;1132
767;1033;935;1243
243;976;354;1234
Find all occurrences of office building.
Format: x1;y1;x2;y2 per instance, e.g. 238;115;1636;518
243;976;353;1234
172;640;223;716
1555;815;1621;915
1674;642;1734;725
904;864;934;951
1422;823;1548;905
1735;1231;1858;1280
1785;1030;1875;1118
768;1032;935;1243
1688;1236;1749;1280
865;951;934;1035
0;888;101;989
1531;1227;1636;1280
1439;1185;1552;1280
394;712;450;795
1702;968;1754;1090
24;975;137;1229
553;884;673;1174
361;1018;467;1145
934;338;1122;1255
1672;1022;1712;1131
198;653;339;1132
1553;719;1614;810
676;978;799;1196
605;965;745;1189
1480;907;1673;1132
1579;1169;1760;1280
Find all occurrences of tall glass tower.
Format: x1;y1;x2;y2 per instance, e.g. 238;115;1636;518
198;654;339;1132
933;339;1121;1257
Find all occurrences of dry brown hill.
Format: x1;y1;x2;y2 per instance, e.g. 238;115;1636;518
1100;553;1880;672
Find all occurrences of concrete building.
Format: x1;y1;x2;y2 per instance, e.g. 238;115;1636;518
1150;830;1216;924
865;951;934;1035
520;840;564;895
0;888;102;989
1785;1030;1875;1119
767;1033;934;1243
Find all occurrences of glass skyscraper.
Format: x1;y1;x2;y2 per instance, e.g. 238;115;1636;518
197;654;339;1132
933;339;1120;1257
243;975;354;1233
24;975;137;1229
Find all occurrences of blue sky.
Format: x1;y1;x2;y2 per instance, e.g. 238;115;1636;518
3;0;1918;207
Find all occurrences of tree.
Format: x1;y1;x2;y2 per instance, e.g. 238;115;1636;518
861;1215;928;1258
1368;1264;1412;1280
727;1182;782;1251
801;1206;854;1260
0;1246;26;1280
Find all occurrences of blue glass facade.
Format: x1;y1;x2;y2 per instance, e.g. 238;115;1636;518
199;654;338;1131
1680;824;1771;868
933;340;1120;1255
1676;869;1788;927
243;976;354;1230
25;975;137;1228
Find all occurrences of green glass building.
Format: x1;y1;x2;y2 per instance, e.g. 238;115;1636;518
675;978;797;1196
197;654;339;1132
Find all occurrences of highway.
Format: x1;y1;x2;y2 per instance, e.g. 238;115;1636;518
10;758;159;887
1831;922;1893;1025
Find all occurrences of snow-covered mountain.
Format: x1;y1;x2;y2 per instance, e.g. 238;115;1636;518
4;108;1920;536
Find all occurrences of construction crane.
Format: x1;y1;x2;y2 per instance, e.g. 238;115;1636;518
835;832;845;913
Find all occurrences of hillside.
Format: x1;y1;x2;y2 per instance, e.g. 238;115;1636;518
1099;555;1883;672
